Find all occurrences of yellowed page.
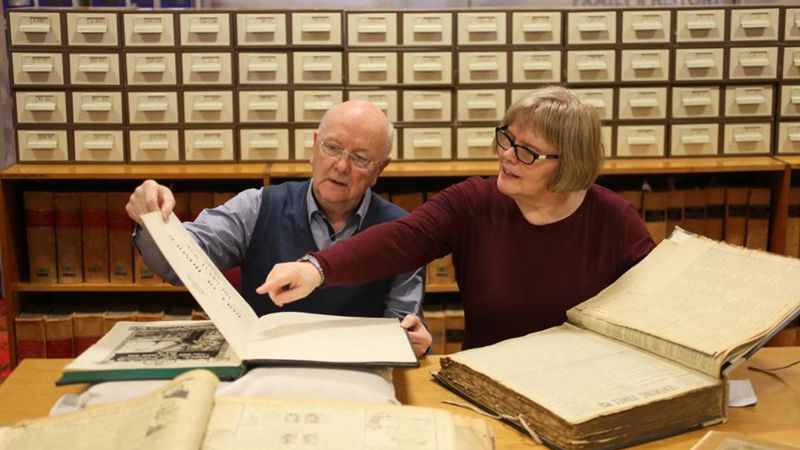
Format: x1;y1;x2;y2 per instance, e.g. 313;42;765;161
246;312;417;365
448;324;719;425
690;431;800;450
569;230;800;376
141;212;258;353
0;370;218;450
203;396;491;450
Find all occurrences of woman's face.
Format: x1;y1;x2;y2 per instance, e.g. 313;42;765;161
496;122;560;202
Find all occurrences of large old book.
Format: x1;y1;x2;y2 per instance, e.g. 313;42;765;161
107;192;134;283
59;320;243;384
704;187;726;241
23;191;57;284
642;191;667;243
81;192;110;283
2;370;494;450
44;307;75;358
434;229;800;450
14;310;47;360
683;189;707;237
745;188;771;251
133;212;418;369
724;187;749;246
73;304;107;355
786;187;800;258
53;192;83;284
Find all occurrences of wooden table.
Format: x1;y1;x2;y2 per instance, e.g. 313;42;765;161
1;348;798;449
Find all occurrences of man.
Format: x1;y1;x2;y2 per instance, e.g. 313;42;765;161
126;100;431;356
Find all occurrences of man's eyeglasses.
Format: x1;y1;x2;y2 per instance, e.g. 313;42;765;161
495;126;560;165
317;137;382;170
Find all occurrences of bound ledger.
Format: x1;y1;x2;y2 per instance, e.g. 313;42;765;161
138;212;417;367
434;228;800;450
1;370;495;450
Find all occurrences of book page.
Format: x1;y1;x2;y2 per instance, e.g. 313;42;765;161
690;431;800;450
0;370;218;450
64;321;241;372
448;325;719;424
141;212;258;354
203;396;487;450
569;231;800;375
244;312;417;365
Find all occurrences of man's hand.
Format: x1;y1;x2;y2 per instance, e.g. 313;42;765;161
125;179;176;226
257;262;322;306
400;314;432;358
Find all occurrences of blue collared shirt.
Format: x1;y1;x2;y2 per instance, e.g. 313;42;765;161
133;181;424;320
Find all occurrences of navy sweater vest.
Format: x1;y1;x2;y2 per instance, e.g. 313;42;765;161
240;180;406;317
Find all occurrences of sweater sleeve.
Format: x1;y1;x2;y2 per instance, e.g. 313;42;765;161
313;177;484;286
617;203;656;276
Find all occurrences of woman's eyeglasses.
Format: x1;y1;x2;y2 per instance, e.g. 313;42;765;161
495;126;560;165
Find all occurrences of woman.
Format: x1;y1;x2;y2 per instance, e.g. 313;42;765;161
260;86;655;350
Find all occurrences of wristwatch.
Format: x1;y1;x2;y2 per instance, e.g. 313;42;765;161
297;254;325;287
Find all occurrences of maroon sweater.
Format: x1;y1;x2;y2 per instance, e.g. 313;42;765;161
313;177;655;349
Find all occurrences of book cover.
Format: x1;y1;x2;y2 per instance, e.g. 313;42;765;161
724;187;749;246
73;305;107;355
23;191;57;284
746;188;771;251
44;307;75;358
642;191;667;244
704;187;726;241
683;189;707;237
14;311;47;360
666;189;685;237
108;192;134;284
54;192;83;284
427;254;455;286
785;187;800;258
81;192;110;283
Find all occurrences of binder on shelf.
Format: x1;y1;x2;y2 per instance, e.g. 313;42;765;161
14;309;47;361
704;187;726;241
786;187;800;258
81;192;110;283
72;304;107;355
666;189;685;237
44;306;75;358
724;187;749;247
745;188;771;251
108;192;135;284
54;192;83;284
642;191;667;244
24;191;57;284
683;188;707;237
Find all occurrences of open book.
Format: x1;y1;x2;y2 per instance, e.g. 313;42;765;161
133;212;417;369
1;370;495;450
434;228;800;450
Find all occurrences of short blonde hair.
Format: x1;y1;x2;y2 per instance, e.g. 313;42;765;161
500;86;603;193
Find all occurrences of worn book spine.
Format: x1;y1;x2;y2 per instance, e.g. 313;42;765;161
427;254;456;286
704;187;726;241
786;187;800;258
189;192;214;220
81;192;110;283
136;304;165;322
424;307;446;354
45;312;75;358
24;191;57;284
642;191;667;243
15;313;47;360
444;304;465;354
103;307;138;334
134;251;162;284
745;188;771;251
683;189;707;237
108;192;134;283
54;192;83;284
73;310;106;354
666;190;685;237
724;187;749;246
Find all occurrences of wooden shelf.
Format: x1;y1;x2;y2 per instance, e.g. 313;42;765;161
425;283;459;293
775;156;800;168
0;163;268;180
15;282;186;292
1;157;787;182
15;282;460;294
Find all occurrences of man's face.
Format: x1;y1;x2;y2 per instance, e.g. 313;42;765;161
310;111;388;213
